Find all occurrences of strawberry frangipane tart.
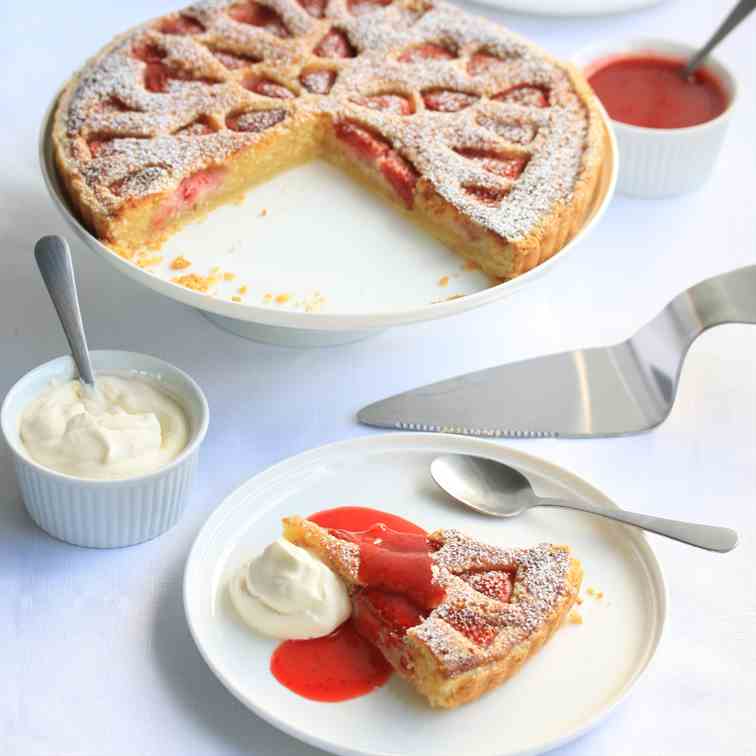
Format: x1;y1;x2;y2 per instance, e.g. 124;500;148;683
53;0;605;280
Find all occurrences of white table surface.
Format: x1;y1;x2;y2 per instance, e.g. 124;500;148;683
2;0;755;754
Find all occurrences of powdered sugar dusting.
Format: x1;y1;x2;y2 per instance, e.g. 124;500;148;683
324;529;361;579
56;0;593;242
410;532;573;675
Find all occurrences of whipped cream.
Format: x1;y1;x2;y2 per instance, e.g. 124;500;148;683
229;538;351;640
19;375;189;480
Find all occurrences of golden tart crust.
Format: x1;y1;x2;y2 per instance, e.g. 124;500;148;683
283;515;583;708
53;0;605;280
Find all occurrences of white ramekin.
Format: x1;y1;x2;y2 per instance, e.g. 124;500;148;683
573;38;737;198
1;350;209;548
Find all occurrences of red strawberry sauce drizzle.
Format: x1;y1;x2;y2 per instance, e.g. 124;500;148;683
270;621;391;702
351;588;426;650
270;506;437;702
330;523;445;611
307;506;426;533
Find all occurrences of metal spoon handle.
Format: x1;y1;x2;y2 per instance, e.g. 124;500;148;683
538;498;738;553
34;235;96;389
683;0;756;77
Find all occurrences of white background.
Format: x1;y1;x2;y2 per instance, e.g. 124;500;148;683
1;0;754;754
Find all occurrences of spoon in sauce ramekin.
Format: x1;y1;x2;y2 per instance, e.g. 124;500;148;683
34;235;97;393
682;0;755;78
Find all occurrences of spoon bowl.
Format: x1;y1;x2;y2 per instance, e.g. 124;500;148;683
431;454;534;517
431;454;738;553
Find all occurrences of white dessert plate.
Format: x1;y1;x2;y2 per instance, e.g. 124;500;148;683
465;0;668;16
184;433;665;756
40;97;616;347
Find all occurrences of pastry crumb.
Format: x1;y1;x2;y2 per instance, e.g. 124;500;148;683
170;255;191;271
209;265;221;275
568;609;583;625
172;273;218;293
263;293;273;302
136;255;162;269
438;275;450;287
238;285;248;295
232;295;242;302
275;293;290;304
586;587;604;600
223;272;236;281
259;208;268;217
302;291;326;313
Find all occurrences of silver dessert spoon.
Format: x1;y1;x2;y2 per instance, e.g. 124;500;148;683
682;0;756;78
431;454;738;553
34;235;97;391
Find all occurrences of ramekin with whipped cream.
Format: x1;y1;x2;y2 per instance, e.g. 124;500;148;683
1;350;209;548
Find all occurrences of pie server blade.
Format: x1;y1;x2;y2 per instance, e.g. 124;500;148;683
358;266;756;438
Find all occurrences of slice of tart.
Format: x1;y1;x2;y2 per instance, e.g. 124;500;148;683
283;515;582;708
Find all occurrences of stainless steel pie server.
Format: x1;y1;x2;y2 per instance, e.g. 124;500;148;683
358;266;756;438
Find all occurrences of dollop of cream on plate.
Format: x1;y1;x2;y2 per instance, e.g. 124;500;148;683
19;374;189;480
229;538;351;640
